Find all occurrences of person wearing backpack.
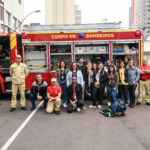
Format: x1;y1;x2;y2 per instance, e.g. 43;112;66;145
128;59;140;108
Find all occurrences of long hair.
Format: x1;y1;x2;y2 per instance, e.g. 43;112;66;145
59;60;67;69
98;62;105;75
119;61;125;69
92;63;97;71
69;62;79;72
98;62;104;69
108;65;117;76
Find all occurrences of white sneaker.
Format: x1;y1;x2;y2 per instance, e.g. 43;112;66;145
82;106;86;110
63;103;67;108
107;102;111;106
77;107;81;112
98;105;102;109
89;105;96;108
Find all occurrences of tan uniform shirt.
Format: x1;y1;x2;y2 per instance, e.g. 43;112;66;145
10;62;28;84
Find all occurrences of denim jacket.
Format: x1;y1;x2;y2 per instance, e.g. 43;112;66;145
128;67;140;85
66;70;83;87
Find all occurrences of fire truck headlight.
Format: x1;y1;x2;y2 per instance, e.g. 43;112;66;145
135;30;142;37
21;32;27;39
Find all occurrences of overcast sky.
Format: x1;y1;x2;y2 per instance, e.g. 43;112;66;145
24;0;131;27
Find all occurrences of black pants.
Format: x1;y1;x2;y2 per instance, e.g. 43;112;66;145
67;99;84;113
118;85;128;104
30;94;48;109
128;84;137;106
92;84;105;106
90;85;94;102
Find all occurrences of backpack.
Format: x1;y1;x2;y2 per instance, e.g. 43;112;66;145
100;101;127;117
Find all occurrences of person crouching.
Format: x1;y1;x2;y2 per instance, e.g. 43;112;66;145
30;73;48;111
67;76;84;113
46;78;62;115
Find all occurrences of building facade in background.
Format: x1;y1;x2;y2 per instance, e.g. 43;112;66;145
45;0;76;25
129;6;132;28
132;0;150;37
75;5;81;24
0;0;24;33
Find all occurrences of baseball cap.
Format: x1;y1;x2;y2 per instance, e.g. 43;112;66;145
51;78;57;82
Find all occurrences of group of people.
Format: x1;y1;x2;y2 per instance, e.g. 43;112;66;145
88;58;150;108
3;55;150;115
8;55;86;114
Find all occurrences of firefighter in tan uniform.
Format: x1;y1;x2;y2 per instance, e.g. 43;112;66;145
10;55;28;112
137;59;150;105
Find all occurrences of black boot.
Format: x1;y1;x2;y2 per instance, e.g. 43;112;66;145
10;107;16;112
21;107;27;111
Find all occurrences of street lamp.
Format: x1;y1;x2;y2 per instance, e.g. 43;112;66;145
15;10;41;32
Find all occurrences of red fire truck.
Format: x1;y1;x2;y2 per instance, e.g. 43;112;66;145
0;29;143;96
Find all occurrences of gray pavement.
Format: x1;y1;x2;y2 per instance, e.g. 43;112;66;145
0;97;150;150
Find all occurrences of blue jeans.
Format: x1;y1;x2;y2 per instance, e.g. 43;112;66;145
30;94;48;109
60;80;67;104
108;86;118;104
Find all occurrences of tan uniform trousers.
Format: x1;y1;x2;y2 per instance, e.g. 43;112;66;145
138;80;150;103
11;83;26;108
46;98;61;114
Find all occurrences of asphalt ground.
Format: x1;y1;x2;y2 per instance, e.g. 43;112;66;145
0;96;150;150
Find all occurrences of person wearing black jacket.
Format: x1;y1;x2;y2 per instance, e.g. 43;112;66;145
92;62;107;108
67;76;84;113
30;73;48;111
78;57;87;101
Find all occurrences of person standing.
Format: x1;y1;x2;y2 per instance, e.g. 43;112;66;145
118;61;128;106
56;60;68;108
67;76;84;113
104;59;112;73
92;62;107;108
46;78;62;115
30;73;48;111
67;62;86;109
88;63;97;108
10;55;28;112
78;57;87;100
124;56;129;68
67;62;83;88
137;59;150;105
128;59;140;108
107;65;119;104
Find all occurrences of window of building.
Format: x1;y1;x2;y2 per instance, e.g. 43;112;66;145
0;5;3;21
13;17;17;29
5;11;10;26
18;0;22;4
147;27;150;29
